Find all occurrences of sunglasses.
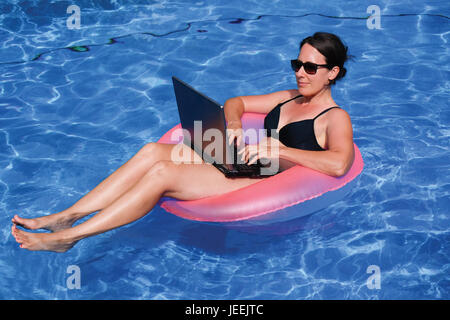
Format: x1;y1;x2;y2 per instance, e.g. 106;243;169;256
290;59;331;75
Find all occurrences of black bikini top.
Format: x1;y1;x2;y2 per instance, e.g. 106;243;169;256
264;95;340;151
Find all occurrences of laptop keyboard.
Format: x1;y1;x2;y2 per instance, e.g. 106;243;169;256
234;162;261;172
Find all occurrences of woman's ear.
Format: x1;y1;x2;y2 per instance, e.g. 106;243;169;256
328;66;340;81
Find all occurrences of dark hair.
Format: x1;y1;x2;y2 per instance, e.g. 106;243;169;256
300;32;350;85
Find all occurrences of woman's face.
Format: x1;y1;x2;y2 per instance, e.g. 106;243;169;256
295;43;339;97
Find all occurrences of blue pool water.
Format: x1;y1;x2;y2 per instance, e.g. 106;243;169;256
1;0;449;300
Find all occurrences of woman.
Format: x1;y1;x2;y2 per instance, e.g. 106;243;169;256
11;32;354;252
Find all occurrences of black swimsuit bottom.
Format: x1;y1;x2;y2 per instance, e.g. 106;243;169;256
264;95;340;151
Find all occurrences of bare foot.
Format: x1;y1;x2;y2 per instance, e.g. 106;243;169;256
12;212;77;232
11;225;76;253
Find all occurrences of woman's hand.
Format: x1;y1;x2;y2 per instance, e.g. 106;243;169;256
238;136;285;165
226;120;244;147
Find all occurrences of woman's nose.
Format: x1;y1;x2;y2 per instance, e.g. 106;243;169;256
296;66;308;77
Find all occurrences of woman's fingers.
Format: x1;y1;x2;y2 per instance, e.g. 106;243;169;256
227;128;243;147
246;140;277;164
236;145;249;162
236;140;278;164
227;131;234;145
236;135;242;147
248;155;258;165
244;145;258;164
238;145;264;164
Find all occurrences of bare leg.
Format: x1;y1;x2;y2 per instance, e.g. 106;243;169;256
11;161;259;252
12;142;202;232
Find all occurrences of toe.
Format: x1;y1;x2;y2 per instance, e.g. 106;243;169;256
11;226;24;243
13;215;24;225
12;215;21;226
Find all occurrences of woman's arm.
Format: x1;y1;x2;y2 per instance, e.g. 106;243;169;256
223;96;244;126
278;109;354;177
279;146;354;177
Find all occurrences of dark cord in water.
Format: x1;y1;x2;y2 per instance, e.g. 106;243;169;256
0;12;448;66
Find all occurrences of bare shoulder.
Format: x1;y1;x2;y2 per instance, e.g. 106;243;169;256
328;107;352;126
325;107;353;142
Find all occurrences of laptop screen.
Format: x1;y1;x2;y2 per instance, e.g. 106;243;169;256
172;77;233;166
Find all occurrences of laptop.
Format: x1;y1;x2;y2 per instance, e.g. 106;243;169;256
171;76;279;178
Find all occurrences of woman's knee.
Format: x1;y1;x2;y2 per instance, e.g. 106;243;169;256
146;160;177;179
136;160;176;191
140;142;203;165
136;142;170;162
139;142;158;156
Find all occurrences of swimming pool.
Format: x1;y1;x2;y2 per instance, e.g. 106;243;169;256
0;0;449;300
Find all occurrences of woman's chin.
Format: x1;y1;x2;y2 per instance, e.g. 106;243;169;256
297;85;325;98
297;87;310;96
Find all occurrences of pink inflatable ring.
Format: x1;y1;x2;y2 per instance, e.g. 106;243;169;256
157;112;364;225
